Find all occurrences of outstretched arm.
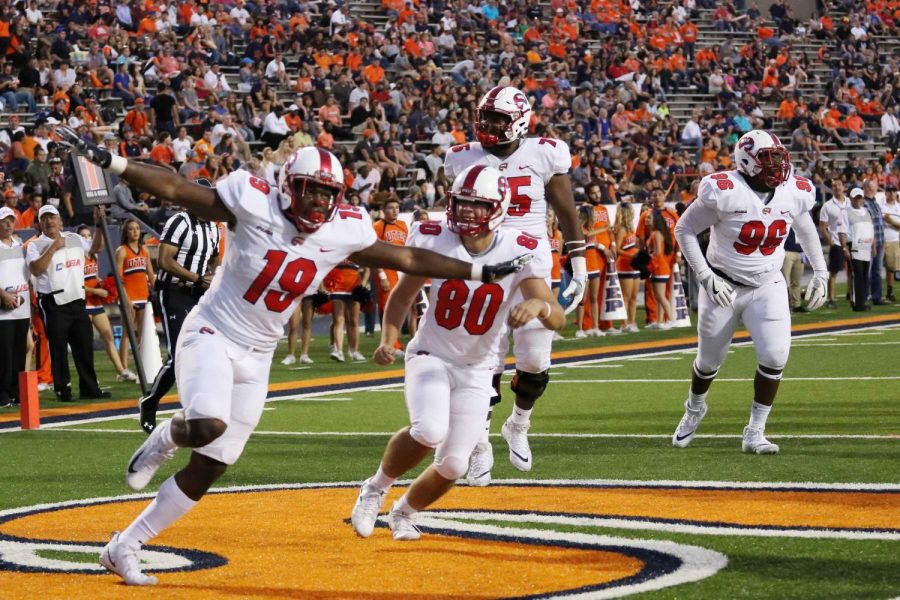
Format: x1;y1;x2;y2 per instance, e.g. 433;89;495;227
58;126;233;223
350;240;529;283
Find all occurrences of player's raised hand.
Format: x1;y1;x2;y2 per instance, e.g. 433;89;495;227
480;253;533;283
803;271;828;311
56;125;113;169
373;343;397;365
698;270;736;309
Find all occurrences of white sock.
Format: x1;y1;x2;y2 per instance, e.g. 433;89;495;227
510;406;532;425
478;410;492;445
371;465;395;491
393;494;416;516
748;401;772;430
157;419;178;451
119;477;197;550
687;391;708;411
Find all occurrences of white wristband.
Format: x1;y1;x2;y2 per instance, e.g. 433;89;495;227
470;263;483;281
378;270;389;282
539;301;552;320
570;256;587;278
109;154;128;175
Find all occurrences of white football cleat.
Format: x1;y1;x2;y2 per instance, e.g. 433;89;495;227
388;504;421;541
672;400;708;448
501;418;532;472
330;348;345;362
299;354;313;364
466;442;493;487
348;350;366;362
742;426;780;455
280;354;297;366
126;420;177;491
350;478;387;538
99;532;158;586
551;332;565;342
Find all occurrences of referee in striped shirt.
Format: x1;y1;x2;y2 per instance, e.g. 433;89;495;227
139;195;220;434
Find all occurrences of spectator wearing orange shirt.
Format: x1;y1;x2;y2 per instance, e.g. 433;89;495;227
362;61;385;87
124;98;149;136
193;130;216;164
681;18;698;60
843;108;870;141
149;132;176;169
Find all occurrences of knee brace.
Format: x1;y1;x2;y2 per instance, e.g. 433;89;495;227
692;361;719;381
409;420;446;449
433;455;469;481
510;369;550;404
757;363;784;381
489;372;503;407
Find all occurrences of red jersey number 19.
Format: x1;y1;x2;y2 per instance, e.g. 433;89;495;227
243;250;318;312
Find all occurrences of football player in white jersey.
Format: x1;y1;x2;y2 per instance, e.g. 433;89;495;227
351;165;564;540
672;130;828;454
442;85;587;485
57;128;529;586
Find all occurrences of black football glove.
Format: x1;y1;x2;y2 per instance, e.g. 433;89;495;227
56;125;113;169
481;253;533;283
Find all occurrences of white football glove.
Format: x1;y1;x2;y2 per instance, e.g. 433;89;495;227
804;270;828;312
561;256;587;315
698;270;736;309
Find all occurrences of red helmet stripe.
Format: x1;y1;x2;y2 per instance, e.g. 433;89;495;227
317;149;333;175
769;131;782;146
486;86;504;101
461;165;486;192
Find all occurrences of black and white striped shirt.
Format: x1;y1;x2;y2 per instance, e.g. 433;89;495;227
157;212;221;285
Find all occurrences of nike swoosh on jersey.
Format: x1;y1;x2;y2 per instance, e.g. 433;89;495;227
319;248;334;252
127;450;144;474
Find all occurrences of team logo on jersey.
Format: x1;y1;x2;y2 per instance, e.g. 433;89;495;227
762;208;772;215
498;162;508;170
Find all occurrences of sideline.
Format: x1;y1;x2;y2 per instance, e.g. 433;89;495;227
2;313;898;432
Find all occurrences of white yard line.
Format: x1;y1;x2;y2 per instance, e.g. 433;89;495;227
45;428;898;440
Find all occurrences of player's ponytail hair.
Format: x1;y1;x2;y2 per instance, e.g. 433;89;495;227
652;210;673;255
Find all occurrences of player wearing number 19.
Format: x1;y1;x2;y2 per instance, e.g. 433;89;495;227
351;164;564;541
672;130;828;455
54;127;530;586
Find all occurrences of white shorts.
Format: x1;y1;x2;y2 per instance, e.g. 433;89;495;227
695;274;791;373
495;286;555;374
405;352;493;480
175;311;273;465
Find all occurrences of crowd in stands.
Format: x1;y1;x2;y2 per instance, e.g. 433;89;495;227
1;0;899;403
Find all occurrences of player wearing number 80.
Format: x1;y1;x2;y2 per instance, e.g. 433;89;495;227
55;128;531;586
672;129;828;455
443;85;587;484
351;165;564;541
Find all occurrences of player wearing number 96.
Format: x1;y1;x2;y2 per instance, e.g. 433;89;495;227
672;129;828;456
351;164;564;541
55;126;531;587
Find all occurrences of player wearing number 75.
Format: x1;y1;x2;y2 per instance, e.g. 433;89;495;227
351;164;564;541
672;130;828;456
54;127;531;586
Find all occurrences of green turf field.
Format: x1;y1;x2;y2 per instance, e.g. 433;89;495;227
1;303;898;598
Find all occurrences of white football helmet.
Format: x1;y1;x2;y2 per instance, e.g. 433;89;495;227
475;86;531;147
278;147;345;233
734;129;791;189
446;165;510;236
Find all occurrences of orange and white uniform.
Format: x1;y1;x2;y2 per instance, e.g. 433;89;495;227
636;207;679;324
324;259;361;299
372;218;408;311
649;236;674;282
120;244;151;308
549;229;563;289
616;231;640;278
585;204;612;280
84;255;104;314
